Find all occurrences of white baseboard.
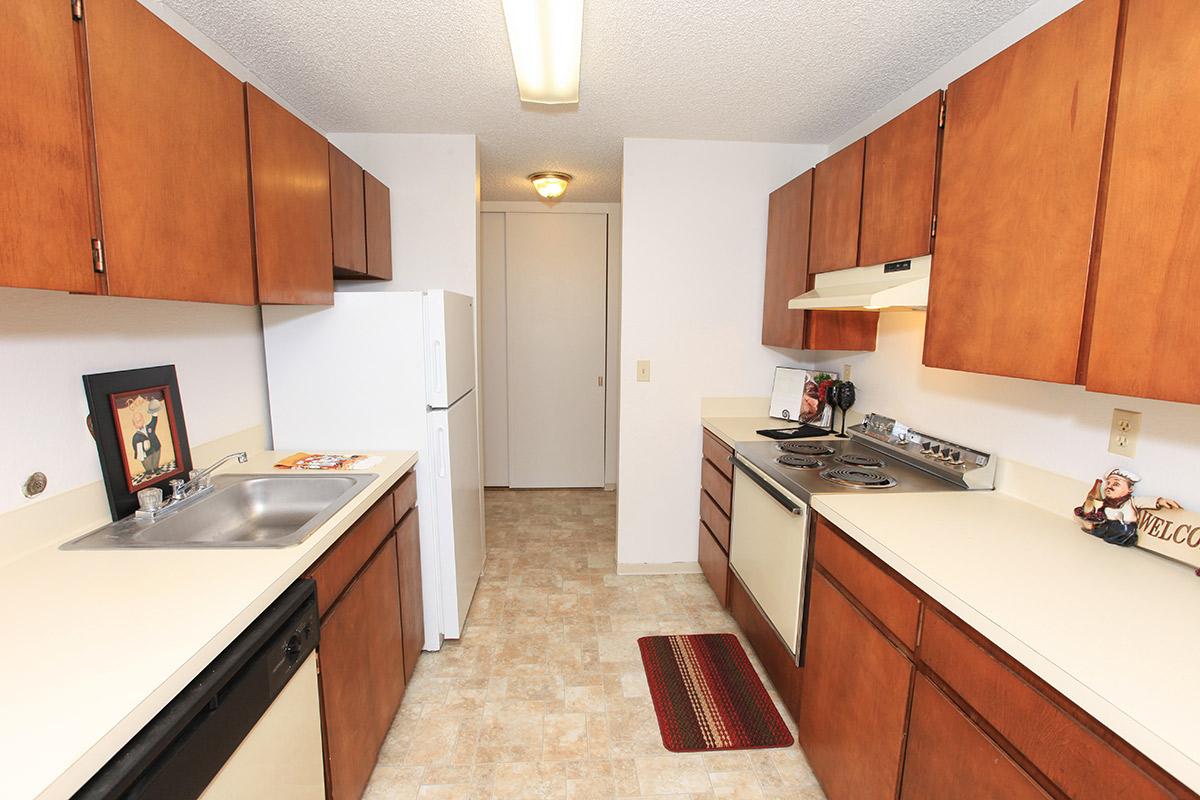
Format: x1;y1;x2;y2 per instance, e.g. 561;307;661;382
617;561;702;576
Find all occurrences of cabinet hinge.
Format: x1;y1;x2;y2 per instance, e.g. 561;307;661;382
930;214;938;238
91;238;106;273
938;99;946;129
71;0;83;21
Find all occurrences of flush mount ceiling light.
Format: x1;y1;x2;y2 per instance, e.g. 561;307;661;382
501;0;583;104
529;171;572;199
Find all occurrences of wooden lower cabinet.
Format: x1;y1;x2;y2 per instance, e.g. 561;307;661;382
396;507;424;683
902;675;1049;800
319;534;406;800
698;429;734;606
729;572;802;719
798;569;913;800
697;521;728;607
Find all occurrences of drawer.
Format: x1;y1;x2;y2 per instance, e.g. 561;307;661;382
813;516;920;649
701;458;732;514
699;489;730;551
391;469;417;524
702;429;734;478
306;495;394;617
698;521;729;607
920;611;1175;800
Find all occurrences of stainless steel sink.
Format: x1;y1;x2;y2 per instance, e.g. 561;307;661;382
62;473;378;549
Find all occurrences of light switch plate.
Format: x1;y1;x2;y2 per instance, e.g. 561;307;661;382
636;360;651;382
1109;408;1141;457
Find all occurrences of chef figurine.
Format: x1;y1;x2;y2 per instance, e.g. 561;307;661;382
1074;468;1182;546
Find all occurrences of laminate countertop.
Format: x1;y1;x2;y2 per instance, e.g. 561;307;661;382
0;450;418;800
701;416;816;447
813;489;1200;794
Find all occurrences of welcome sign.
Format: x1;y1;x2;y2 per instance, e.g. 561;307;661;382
1137;507;1200;570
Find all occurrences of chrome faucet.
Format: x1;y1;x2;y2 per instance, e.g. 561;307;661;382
138;452;248;520
170;451;249;500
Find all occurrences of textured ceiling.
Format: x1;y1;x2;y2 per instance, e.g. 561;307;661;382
162;0;1039;201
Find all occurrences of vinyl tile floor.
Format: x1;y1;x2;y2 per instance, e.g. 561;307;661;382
364;488;825;799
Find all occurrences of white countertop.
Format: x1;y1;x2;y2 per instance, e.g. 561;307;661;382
813;489;1200;794
702;416;812;447
0;450;418;800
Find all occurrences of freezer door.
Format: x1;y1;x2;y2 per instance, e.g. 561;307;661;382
424;290;477;408
427;390;485;637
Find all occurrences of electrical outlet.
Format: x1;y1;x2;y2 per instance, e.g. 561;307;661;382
636;360;651;382
842;363;853;382
1108;409;1141;457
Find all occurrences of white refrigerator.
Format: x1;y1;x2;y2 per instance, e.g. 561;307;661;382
261;291;485;646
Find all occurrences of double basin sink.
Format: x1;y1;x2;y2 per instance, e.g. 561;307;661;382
62;473;377;550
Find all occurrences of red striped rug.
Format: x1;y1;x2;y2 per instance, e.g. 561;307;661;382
638;633;794;752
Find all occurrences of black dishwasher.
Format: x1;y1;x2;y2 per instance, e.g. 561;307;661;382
73;579;320;800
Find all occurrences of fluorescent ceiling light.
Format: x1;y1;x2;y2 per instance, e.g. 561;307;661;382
502;0;583;104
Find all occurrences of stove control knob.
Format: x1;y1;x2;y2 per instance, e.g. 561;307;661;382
951;451;963;465
921;441;933;453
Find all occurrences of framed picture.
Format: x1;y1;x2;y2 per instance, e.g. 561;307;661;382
83;365;192;520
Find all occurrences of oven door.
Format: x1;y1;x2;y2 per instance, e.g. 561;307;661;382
729;455;811;665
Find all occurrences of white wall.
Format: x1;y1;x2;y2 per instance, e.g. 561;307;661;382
479;202;623;488
328;133;481;298
0;289;269;515
813;315;1200;510
617;138;826;567
479;212;509;486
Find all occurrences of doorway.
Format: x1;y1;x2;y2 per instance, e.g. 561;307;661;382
479;204;620;489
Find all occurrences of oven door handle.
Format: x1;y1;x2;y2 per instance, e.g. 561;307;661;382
733;457;806;515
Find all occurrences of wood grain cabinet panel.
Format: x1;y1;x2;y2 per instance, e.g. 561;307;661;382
805;307;879;352
391;469;418;525
762;170;814;348
396;508;424;683
364;171;393;281
810;139;865;274
245;84;333;305
859;91;942;266
306;496;394;617
330;144;368;277
84;0;256;304
319;534;406;800
700;459;732;515
920;611;1176;800
0;3;98;294
1084;0;1200;404
702;430;733;479
902;674;1050;800
924;0;1119;383
698;521;729;607
813;517;920;649
699;490;730;552
798;570;912;800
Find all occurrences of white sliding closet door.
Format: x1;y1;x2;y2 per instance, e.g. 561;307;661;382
505;212;607;488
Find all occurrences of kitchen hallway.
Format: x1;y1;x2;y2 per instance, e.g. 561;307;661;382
363;489;824;799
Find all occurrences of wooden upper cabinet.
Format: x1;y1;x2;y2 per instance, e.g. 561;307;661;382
330;144;368;277
924;0;1119;383
0;4;98;294
860;91;942;266
762;170;880;351
364;171;393;281
1084;0;1200;404
84;0;256;304
799;570;912;800
245;84;333;305
810;139;865;274
762;170;814;348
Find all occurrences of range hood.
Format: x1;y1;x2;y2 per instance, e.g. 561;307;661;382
788;255;931;311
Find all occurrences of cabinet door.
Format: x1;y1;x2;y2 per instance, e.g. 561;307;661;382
798;570;912;800
762;170;813;348
330;144;368;276
84;0;256;304
320;535;406;800
860;92;942;266
0;4;98;294
902;675;1049;800
364;171;393;281
245;84;333;305
1084;0;1200;403
924;0;1119;383
809;139;865;274
805;307;879;352
396;508;424;683
698;521;729;607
